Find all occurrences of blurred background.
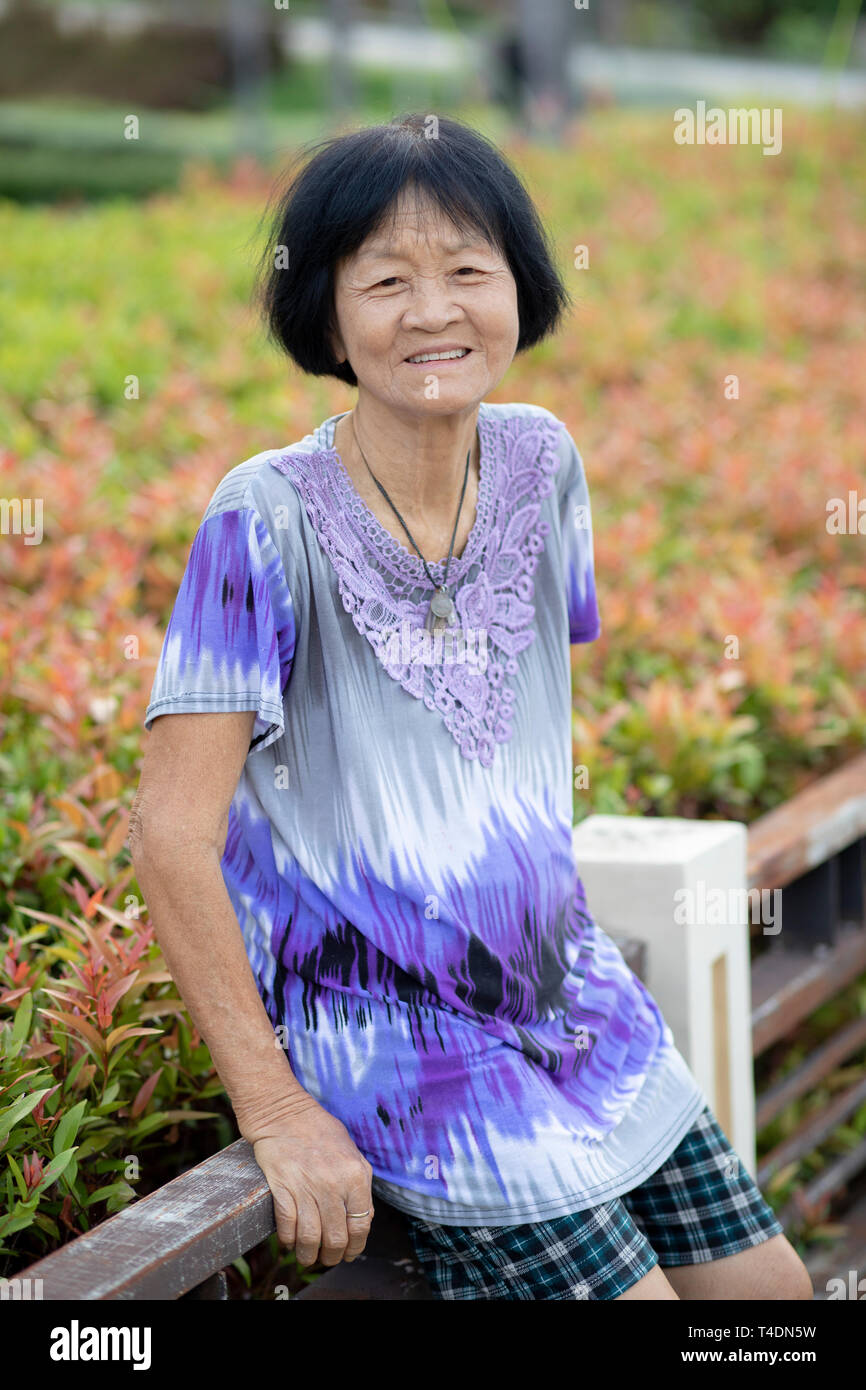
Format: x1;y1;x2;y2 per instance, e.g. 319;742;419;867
1;0;865;1301
0;0;865;196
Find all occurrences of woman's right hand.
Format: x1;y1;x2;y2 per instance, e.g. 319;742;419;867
242;1097;376;1268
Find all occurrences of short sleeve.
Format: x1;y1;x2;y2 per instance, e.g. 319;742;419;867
557;425;602;644
144;505;296;754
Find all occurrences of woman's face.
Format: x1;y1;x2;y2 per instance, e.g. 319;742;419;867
329;191;520;417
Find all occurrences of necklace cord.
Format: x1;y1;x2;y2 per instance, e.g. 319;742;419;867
350;413;473;595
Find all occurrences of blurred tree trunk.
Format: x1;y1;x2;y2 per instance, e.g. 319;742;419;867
329;0;357;120
597;0;628;44
514;0;575;142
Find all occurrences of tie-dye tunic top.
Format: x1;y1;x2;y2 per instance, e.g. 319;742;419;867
144;401;707;1225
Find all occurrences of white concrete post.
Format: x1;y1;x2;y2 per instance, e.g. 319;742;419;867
571;814;757;1177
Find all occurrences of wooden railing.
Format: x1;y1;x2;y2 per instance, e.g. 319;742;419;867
12;754;866;1300
746;752;866;1289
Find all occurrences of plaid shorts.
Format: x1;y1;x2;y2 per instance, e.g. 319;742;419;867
402;1104;786;1300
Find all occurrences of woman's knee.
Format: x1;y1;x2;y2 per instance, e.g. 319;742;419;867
614;1264;680;1300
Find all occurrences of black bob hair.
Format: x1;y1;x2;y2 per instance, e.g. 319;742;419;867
253;113;572;388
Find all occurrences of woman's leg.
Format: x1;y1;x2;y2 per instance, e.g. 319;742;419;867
614;1265;680;1300
622;1105;810;1301
661;1232;813;1300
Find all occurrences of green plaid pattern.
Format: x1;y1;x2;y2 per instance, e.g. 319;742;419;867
403;1105;785;1300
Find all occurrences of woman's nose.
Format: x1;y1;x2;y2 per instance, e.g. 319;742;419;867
402;280;464;327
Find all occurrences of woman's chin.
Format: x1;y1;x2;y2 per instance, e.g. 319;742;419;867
378;381;491;414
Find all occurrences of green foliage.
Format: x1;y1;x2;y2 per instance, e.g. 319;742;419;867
754;974;866;1235
0;902;227;1273
687;0;841;50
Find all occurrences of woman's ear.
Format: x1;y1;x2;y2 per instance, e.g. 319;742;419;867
328;322;347;366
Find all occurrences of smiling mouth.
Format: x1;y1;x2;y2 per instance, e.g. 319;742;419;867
405;348;472;364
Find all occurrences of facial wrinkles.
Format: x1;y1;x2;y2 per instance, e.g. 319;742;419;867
330;202;518;381
344;219;502;295
338;255;506;361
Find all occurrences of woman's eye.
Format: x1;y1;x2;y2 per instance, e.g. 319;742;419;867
456;266;480;275
378;277;400;287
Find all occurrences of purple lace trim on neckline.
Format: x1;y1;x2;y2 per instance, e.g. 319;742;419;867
312;408;495;585
269;411;565;768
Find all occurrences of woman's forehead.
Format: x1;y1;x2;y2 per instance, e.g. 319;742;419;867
353;207;494;263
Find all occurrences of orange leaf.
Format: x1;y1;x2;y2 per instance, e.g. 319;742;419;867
92;902;146;930
127;969;172;986
105;813;130;859
131;1066;164;1118
80;885;108;921
77;919;118;970
12;906;81;934
50;796;88;831
73;1062;97;1092
96;992;113;1029
23;1041;61;1060
103;972;139;1014
137;1000;187;1021
93;765;123;800
41;986;90;1011
105;1023;162;1053
40;1007;106;1060
0;986;33;1006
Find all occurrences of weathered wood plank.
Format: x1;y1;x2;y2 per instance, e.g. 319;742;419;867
756;1014;866;1130
751;923;866;1055
776;1136;866;1231
747;754;866;890
179;1269;229;1300
20;1140;274;1300
804;1188;866;1299
757;1075;866;1188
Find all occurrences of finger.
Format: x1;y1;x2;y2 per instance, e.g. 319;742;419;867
343;1188;375;1261
317;1195;351;1267
293;1198;322;1269
272;1188;298;1251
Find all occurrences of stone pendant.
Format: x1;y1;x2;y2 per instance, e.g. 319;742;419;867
425;585;456;634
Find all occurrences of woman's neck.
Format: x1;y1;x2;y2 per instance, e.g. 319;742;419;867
334;400;481;523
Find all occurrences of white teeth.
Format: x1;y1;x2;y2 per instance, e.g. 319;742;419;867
406;349;470;363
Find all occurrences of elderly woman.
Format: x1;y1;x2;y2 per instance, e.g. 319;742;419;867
130;114;811;1301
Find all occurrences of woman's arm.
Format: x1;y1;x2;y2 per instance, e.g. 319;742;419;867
129;710;375;1269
